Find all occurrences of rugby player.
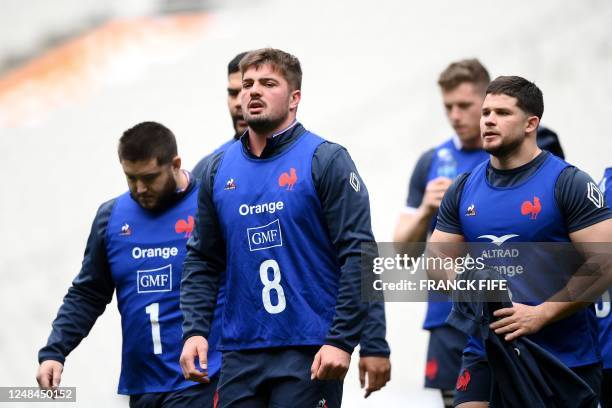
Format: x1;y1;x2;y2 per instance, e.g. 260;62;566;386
37;122;221;407
430;76;612;407
193;50;391;399
179;48;387;407
393;59;564;407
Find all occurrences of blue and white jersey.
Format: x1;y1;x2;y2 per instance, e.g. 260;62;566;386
423;138;489;329
458;154;600;367
106;187;221;394
212;131;340;350
596;167;612;369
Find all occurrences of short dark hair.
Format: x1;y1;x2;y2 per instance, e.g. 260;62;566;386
239;48;302;91
118;121;177;165
438;59;490;92
228;51;248;75
486;76;544;119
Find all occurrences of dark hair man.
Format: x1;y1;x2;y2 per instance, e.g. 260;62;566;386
430;76;612;407
193;51;391;399
393;59;564;407
37;122;221;407
179;48;389;407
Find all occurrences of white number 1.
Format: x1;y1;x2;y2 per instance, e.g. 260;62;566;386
259;260;286;314
145;303;162;354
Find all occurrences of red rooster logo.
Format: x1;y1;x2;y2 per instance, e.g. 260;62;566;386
456;369;471;391
278;167;298;190
521;196;541;219
425;358;439;380
175;216;194;237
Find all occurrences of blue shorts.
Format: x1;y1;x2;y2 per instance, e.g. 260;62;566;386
424;325;468;390
218;346;342;408
454;353;602;407
129;375;218;408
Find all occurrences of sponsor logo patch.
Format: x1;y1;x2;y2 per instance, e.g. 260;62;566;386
587;182;604;208
137;264;172;293
247;219;283;251
350;172;360;192
120;223;132;236
477;234;519;246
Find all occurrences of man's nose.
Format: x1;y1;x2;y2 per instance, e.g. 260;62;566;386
449;105;461;122
135;180;147;194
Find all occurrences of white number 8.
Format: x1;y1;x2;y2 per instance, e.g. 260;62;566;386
259;259;286;314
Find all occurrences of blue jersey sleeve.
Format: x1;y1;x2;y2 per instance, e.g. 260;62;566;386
359;302;390;357
38;200;116;364
434;172;470;235
312;142;376;353
181;151;226;340
555;167;612;233
406;148;435;209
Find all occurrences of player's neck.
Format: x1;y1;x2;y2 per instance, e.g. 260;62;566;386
460;134;482;150
247;117;297;157
490;143;542;170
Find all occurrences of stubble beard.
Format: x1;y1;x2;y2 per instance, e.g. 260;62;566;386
131;174;177;212
484;134;524;158
245;110;289;134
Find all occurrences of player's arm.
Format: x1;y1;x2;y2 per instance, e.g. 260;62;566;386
309;143;374;380
37;200;116;389
394;149;452;245
428;174;468;282
491;167;612;341
358;302;391;397
180;152;226;383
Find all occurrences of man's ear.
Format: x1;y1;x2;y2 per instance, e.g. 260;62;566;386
525;115;540;134
172;155;182;171
289;89;301;111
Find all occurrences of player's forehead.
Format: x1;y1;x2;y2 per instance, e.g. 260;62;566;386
482;93;519;109
121;158;162;175
242;63;286;82
442;82;483;103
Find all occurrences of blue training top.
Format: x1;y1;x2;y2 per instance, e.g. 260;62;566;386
106;187;222;394
458;154;600;368
212;131;341;350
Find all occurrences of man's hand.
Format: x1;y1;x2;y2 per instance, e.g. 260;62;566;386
490;303;549;341
310;345;351;381
36;360;63;390
420;177;453;216
179;335;210;383
358;356;391;398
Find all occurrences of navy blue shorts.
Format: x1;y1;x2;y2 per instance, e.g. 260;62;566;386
602;368;612;408
218;346;343;408
424;325;468;390
129;375;218;408
454;353;603;407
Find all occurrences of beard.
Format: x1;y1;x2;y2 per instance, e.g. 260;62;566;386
245;110;289;134
130;174;177;212
483;134;523;158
